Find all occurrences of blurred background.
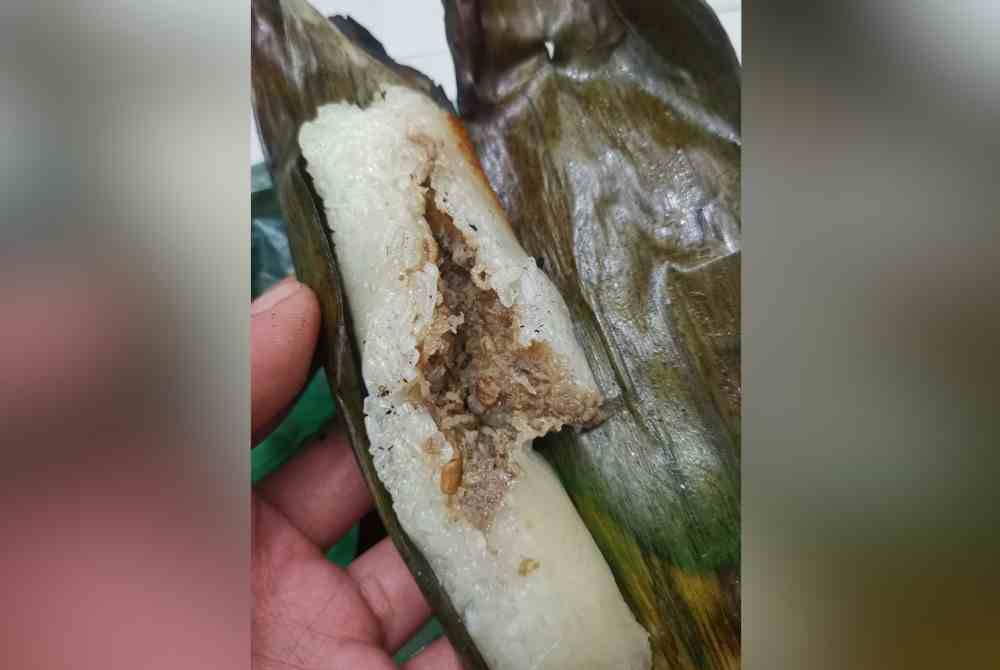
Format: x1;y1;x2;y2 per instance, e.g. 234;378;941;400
4;0;1000;668
745;2;1000;669
0;1;248;669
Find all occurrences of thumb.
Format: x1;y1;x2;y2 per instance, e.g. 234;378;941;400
251;277;320;442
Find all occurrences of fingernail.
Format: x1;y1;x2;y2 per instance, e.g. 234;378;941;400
251;277;302;315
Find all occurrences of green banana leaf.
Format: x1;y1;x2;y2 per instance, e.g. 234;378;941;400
444;1;741;668
252;0;740;667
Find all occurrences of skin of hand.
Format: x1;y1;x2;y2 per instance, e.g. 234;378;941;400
251;277;461;670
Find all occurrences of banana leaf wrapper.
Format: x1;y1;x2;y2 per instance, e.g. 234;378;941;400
252;0;740;667
444;1;741;668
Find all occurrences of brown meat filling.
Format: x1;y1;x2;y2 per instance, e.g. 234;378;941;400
415;185;600;529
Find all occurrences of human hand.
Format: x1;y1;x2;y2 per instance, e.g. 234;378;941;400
251;278;461;670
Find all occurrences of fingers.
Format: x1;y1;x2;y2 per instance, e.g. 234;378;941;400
348;538;433;653
252;493;384;649
255;432;373;549
251;278;320;441
401;637;463;670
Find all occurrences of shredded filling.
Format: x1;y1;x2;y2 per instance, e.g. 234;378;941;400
415;183;600;529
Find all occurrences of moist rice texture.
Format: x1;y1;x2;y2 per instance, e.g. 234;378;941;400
299;85;650;670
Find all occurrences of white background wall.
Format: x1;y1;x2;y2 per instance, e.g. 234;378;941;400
251;1;741;165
